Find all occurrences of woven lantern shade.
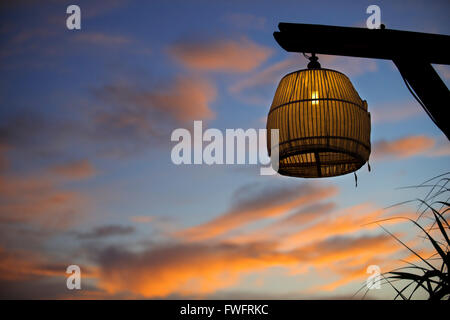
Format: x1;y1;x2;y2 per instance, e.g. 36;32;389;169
267;57;371;178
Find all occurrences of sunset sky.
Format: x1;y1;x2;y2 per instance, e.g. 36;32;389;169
0;0;449;299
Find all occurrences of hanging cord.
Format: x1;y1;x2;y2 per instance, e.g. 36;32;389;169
354;172;358;188
367;160;371;172
400;71;439;127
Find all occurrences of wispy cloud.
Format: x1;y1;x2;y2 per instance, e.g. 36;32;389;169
371;101;422;124
177;182;338;241
0;172;87;228
305;236;397;292
94;241;297;298
74;225;135;240
429;136;450;156
280;203;391;250
0;154;92;229
51;160;96;180
93;75;216;136
0;247;65;281
90;232;403;298
227;202;337;245
0;245;99;299
319;55;377;77
229;55;302;104
0;177;412;298
0;73;214;161
229;54;377;105
372;135;449;160
169;37;272;73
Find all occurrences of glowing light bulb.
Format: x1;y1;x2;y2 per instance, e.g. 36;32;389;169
311;91;319;105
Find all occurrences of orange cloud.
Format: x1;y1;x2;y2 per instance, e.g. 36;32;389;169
74;225;135;240
267;202;336;231
147;76;216;122
281;203;394;250
51;160;96;180
0;246;100;299
0;246;98;282
313;259;386;293
227;202;336;245
87;191;414;298
96;242;298;298
373;135;435;159
177;183;338;242
93;232;403;298
0;173;87;229
293;234;398;270
229;200;416;252
0;182;412;299
314;234;441;294
169;37;272;72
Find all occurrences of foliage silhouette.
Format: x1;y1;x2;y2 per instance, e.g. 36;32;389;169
355;172;449;300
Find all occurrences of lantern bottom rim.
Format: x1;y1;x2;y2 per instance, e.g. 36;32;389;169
277;146;369;178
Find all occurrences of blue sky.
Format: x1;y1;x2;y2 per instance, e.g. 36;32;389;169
0;0;449;299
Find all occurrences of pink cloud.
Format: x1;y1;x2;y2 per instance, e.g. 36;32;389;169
169;37;272;73
0;173;87;229
373;135;435;159
94;75;216;136
177;183;338;242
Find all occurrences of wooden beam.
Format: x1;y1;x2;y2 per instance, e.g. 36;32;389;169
274;23;450;64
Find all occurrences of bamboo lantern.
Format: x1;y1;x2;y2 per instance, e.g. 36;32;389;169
267;54;371;178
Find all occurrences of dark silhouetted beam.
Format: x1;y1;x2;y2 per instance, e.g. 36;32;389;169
274;23;450;64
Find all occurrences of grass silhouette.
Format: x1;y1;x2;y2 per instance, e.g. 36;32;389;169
355;172;450;300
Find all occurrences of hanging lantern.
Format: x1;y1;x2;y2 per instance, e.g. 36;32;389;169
267;54;371;178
